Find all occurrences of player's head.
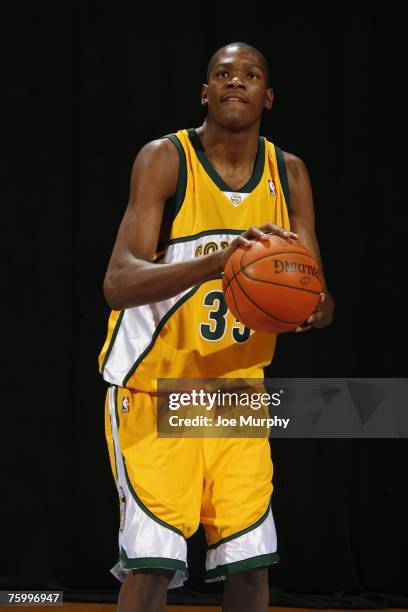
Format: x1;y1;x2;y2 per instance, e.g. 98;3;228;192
202;42;273;130
206;42;271;86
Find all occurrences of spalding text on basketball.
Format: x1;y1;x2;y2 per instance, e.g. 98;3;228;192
273;258;321;281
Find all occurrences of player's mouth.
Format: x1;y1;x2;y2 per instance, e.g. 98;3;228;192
221;95;248;104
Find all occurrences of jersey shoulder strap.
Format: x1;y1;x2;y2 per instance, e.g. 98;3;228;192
274;146;291;212
161;133;188;219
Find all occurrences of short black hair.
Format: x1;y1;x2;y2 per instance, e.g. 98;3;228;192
206;42;270;86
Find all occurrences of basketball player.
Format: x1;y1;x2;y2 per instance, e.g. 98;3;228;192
99;42;334;612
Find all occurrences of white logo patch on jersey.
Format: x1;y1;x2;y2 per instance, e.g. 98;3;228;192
223;191;250;207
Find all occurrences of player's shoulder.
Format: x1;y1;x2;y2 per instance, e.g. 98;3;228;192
136;136;179;165
264;137;307;178
281;150;308;181
131;136;180;184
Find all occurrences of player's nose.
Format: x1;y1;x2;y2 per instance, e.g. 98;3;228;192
227;75;245;88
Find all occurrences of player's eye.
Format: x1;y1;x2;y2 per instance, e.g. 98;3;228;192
215;71;229;78
248;72;260;79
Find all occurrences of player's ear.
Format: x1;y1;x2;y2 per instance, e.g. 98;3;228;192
201;84;208;106
264;88;273;110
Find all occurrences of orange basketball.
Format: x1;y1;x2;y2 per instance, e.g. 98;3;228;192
222;234;323;333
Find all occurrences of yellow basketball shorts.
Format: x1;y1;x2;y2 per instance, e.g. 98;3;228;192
105;385;279;589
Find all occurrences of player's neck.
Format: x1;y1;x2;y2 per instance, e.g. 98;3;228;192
197;120;260;169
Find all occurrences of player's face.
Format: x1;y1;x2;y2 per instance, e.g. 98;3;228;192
202;48;273;130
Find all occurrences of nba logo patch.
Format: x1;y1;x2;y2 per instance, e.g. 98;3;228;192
122;397;130;413
268;179;276;196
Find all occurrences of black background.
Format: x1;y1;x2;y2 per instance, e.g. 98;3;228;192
2;0;407;607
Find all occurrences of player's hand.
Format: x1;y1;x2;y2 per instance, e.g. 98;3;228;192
295;292;334;333
218;223;299;270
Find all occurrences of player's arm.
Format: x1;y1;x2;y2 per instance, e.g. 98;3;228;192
284;152;334;331
103;138;225;309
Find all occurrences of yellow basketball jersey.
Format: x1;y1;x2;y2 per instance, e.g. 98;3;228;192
99;128;290;391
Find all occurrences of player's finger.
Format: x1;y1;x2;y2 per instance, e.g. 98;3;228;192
242;226;268;240
307;311;323;324
319;292;326;304
260;223;299;239
295;324;313;333
234;235;252;248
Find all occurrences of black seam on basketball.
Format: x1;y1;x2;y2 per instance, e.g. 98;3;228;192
226;279;243;322
223;268;233;291
233;257;304;325
228;254;245;322
241;269;321;295
223;256;243;291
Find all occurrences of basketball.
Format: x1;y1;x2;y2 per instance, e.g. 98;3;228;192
222;234;323;333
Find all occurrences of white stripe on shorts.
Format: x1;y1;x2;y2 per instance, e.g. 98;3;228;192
108;386;188;589
205;505;278;582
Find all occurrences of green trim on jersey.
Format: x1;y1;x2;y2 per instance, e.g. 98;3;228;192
122;285;200;386
205;552;279;580
275;146;291;212
187;128;265;193
207;504;271;550
168;228;243;246
120;548;188;574
122;453;185;537
100;310;125;375
163;134;187;220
